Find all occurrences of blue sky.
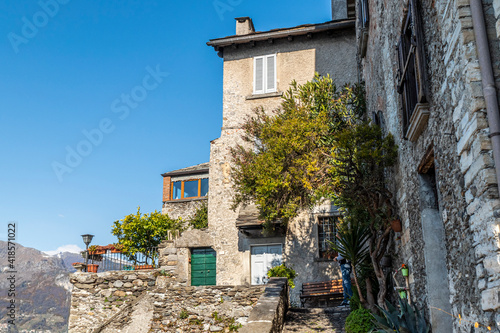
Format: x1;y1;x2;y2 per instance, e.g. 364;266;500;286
0;0;333;254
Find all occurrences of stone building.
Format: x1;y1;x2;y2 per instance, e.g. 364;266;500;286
160;1;358;304
161;162;209;220
358;0;500;331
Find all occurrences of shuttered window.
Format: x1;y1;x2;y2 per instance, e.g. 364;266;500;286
396;0;428;138
254;54;276;94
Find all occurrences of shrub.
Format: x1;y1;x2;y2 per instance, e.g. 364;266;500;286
345;307;374;333
267;264;297;288
189;201;208;229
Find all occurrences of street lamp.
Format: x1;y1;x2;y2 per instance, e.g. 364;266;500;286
81;234;94;272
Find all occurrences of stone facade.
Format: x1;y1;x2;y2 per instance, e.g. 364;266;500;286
204;16;357;302
360;0;500;330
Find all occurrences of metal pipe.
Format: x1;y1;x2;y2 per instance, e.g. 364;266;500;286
470;0;500;197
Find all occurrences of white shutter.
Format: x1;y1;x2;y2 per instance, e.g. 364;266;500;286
254;57;264;94
266;55;276;92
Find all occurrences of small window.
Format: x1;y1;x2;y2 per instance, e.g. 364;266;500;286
254;54;276;94
170;178;209;200
318;216;338;259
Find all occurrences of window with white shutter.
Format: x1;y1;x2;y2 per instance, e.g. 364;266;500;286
254;54;276;94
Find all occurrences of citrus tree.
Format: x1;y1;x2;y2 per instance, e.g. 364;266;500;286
112;207;183;261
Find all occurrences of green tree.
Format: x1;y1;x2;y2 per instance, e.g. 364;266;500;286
231;74;398;310
329;123;397;310
112;207;183;261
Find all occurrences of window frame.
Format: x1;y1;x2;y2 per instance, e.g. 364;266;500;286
170;178;209;200
253;54;277;95
317;215;339;260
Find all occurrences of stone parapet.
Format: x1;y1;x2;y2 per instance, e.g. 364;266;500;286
240;278;289;333
68;269;267;332
149;284;265;332
68;270;159;332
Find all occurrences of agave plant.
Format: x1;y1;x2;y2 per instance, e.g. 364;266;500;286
372;298;430;333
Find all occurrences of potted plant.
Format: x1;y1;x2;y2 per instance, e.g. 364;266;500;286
401;264;409;277
135;264;154;270
391;218;402;232
87;264;99;273
111;243;124;253
88;245;99;255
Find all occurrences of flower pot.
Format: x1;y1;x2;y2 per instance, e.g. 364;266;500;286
135;265;154;270
87;264;99;273
401;268;409;277
380;255;392;268
391;219;402;232
399;290;407;299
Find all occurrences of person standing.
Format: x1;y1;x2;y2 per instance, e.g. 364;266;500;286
334;251;353;306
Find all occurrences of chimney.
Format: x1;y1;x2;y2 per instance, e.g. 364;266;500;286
235;17;255;35
331;0;348;20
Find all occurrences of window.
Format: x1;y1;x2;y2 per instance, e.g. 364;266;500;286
396;0;429;141
358;0;369;58
318;216;338;259
171;178;209;200
254;54;276;94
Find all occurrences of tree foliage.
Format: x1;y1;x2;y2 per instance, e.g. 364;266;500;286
231;74;398;310
231;73;365;224
112;207;183;259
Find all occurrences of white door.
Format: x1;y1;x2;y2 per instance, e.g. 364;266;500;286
251;244;282;285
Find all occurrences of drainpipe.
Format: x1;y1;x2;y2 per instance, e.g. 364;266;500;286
470;0;500;197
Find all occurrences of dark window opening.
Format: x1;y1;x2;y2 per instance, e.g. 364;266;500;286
318;216;338;259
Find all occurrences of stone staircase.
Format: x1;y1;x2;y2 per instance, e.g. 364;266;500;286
283;306;350;333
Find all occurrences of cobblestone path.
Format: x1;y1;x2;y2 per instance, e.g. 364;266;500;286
283;307;351;333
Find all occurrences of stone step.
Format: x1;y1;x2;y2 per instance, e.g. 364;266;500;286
283;307;350;333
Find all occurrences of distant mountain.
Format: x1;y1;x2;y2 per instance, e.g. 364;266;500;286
0;241;74;333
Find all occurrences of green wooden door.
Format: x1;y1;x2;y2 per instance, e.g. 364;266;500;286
191;247;216;286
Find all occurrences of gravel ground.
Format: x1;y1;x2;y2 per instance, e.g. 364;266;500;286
283;306;351;333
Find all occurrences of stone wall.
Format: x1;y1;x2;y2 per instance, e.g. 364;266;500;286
148;284;265;332
285;203;342;306
162;197;206;220
68;270;270;332
360;0;500;330
68;270;158;332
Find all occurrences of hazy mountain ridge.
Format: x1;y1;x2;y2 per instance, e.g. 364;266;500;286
0;241;79;333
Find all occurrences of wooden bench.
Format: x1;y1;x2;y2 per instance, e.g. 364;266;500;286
299;279;350;308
